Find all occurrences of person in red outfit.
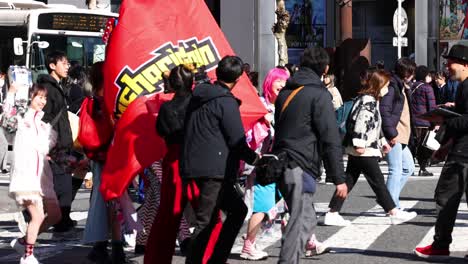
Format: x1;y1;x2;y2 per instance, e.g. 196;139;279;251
144;64;221;264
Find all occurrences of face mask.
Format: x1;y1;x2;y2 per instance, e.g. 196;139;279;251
0;79;4;88
380;86;389;97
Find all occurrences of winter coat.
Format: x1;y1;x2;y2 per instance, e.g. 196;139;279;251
37;74;73;150
9;109;57;205
180;81;257;181
156;94;191;146
409;81;437;127
345;95;386;157
273;67;346;185
445;78;468;161
380;75;406;140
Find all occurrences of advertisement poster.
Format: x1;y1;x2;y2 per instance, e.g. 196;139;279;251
285;0;326;48
440;0;468;40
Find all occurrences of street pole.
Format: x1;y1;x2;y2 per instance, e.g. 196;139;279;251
397;0;402;58
428;0;439;70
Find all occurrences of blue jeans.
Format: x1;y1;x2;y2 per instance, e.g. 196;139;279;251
385;143;415;208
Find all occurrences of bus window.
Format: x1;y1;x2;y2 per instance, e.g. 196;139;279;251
30;34;107;71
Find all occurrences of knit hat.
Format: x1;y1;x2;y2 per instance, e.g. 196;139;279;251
414;65;429;82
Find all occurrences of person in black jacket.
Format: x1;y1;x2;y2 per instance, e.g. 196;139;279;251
415;43;468;259
272;47;347;264
37;51;74;232
145;64;195;263
181;56;259;264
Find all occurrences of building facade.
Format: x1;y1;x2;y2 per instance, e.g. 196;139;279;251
40;0;462;75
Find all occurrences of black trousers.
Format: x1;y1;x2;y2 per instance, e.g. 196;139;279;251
414;127;434;171
433;159;468;249
329;156;396;212
185;178;247;264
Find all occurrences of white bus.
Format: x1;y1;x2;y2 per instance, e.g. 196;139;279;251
0;0;118;80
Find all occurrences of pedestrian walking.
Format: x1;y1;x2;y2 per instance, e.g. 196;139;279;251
409;66;437;176
37;51;74;232
241;67;289;261
0;69;10;173
272;47;347;264
181;56;260;264
9;84;62;264
380;57;416;209
323;74;343;110
414;43;468;260
82;62;133;264
324;69;417;227
144;64;197;263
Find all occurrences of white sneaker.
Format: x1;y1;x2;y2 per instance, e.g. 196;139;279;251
305;235;330;257
389;209;417;225
10;238;25;255
20;254;41;264
240;238;268;260
323;212;351;226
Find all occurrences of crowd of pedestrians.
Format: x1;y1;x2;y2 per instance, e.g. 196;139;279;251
1;42;467;264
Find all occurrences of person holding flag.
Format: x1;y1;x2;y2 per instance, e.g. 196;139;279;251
181;56;260;264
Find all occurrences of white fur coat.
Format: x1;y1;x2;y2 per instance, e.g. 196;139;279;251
9;109;57;205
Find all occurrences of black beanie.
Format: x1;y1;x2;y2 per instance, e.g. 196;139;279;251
415;65;429;82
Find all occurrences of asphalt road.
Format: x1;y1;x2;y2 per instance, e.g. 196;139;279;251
1;162;467;264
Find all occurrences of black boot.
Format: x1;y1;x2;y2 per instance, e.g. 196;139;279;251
53;206;76;232
111;241;136;264
88;241;110;264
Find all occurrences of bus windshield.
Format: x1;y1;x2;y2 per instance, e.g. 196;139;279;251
30;34;106;79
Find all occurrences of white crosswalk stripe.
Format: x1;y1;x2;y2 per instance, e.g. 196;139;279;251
416;203;468;252
323;201;418;252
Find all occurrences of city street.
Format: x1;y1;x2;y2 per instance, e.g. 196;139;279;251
0;162;467;264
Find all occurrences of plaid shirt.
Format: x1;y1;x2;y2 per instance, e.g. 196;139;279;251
410;81;437;127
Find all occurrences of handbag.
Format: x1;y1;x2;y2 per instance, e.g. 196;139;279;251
254;86;304;186
77;96;113;152
422;130;440;151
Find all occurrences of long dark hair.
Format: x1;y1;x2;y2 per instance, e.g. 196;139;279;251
168;64;195;95
89;62;104;95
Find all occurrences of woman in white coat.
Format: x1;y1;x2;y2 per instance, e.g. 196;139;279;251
8;84;61;264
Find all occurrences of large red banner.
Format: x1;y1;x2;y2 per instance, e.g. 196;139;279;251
100;0;267;200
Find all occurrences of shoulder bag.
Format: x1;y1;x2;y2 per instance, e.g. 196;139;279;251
254;86;304;186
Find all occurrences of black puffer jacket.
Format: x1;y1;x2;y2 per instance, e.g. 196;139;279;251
273;67;346;185
379;75;405;140
446;78;468;161
37;74;73;150
156;95;191;145
180;81;257;181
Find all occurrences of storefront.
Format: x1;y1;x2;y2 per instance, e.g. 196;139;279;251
438;0;468;70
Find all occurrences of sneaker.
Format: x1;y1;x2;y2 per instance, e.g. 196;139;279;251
14;212;28;235
323;212;351;226
10;238;25;255
240;239;268;260
20;254;41;264
389;209;417;225
418;169;434;177
414;244;449;260
305;235;330;257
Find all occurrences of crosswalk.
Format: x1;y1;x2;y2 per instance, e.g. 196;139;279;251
231;200;468;258
0;160;462;263
1;200;467;262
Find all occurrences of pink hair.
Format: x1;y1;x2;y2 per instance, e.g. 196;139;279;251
262;68;289;104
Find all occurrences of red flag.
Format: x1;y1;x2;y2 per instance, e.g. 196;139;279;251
100;0;267;200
